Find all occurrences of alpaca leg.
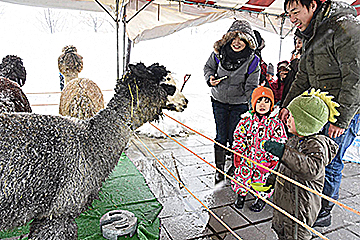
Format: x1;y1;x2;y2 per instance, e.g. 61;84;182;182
29;216;77;240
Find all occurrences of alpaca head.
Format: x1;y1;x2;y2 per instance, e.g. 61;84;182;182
0;55;26;87
137;62;188;113
58;45;84;80
160;72;188;112
114;63;187;128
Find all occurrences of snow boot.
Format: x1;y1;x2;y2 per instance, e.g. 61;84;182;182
215;164;224;184
249;198;266;212
234;195;246;209
214;145;225;184
225;153;235;178
313;202;333;227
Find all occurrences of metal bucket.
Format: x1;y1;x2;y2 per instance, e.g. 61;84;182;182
100;210;138;240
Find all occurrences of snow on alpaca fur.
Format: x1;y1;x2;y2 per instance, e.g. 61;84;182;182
136;72;189;137
0;62;188;239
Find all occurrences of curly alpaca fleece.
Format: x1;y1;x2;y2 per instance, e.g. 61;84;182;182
0;62;186;239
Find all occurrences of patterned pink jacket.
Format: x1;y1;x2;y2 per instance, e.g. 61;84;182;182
233;109;287;173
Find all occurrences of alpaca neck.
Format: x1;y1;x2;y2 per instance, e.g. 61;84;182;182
64;73;78;85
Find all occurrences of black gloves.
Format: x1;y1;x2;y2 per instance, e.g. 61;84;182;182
264;141;285;159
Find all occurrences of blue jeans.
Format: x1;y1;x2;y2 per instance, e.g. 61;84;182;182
321;114;360;209
212;99;248;150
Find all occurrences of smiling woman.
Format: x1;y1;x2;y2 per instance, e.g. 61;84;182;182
203;19;260;184
230;36;247;52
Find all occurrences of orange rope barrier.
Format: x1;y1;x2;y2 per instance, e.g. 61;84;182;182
31;104;59;106
133;132;243;240
149;122;329;240
25;89;114;95
164;113;360;218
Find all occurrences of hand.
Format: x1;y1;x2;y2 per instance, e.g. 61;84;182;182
328;123;345;139
290;53;296;61
279;108;289;125
264;141;285;159
209;76;220;86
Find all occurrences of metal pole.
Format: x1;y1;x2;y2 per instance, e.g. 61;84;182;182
116;0;120;80
125;38;132;71
123;5;127;74
279;16;285;61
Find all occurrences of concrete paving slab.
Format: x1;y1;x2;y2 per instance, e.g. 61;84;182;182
180;163;215;178
232;199;273;224
339;187;355;200
207;206;249;233
179;176;213;194
338;176;360;195
158;195;193;218
170;145;215;158
345;221;360;238
176;153;214;166
147;178;181;199
159;138;205;149
160;226;172;240
342;162;360;178
223;225;266;240
312;228;360;240
161;211;213;239
343;194;360;210
314;201;360;235
255;221;278;240
195;187;238;209
132;157;165;182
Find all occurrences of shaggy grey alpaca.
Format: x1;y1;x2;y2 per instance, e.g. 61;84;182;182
0;62;188;239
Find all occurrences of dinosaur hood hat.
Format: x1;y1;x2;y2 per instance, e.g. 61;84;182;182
287;89;340;136
213;20;257;54
251;86;274;113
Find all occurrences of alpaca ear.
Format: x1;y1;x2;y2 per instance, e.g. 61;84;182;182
160;83;176;96
129;63;153;79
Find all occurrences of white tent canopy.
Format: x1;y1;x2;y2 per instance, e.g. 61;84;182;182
1;0;359;43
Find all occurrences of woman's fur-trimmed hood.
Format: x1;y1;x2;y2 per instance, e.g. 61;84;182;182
213;20;257;54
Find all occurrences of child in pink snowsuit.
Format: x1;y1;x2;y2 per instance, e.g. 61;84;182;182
231;86;287;212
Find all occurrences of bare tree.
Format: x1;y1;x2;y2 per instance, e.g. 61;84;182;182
80;11;114;33
0;4;6;19
37;8;66;34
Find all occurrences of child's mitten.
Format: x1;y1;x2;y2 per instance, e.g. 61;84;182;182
264;140;285;159
263;173;276;192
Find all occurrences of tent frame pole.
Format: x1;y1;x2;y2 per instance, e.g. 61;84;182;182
279;15;285;61
116;0;121;80
265;14;279;35
122;4;127;74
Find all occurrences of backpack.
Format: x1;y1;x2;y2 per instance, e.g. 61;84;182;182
214;54;260;80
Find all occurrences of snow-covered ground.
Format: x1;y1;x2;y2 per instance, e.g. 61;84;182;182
0;1;294;138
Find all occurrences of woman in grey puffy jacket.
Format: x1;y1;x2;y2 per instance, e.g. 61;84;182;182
204;20;260;184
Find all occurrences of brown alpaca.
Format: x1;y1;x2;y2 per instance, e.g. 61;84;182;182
0;55;31;113
58;45;104;119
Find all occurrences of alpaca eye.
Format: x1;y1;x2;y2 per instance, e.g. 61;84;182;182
160;83;176;96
